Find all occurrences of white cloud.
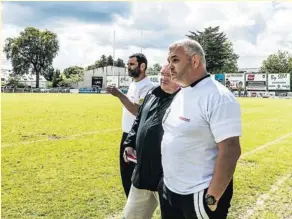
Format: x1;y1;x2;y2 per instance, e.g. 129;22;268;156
1;1;292;72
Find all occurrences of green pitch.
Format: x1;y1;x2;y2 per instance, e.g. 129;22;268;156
1;94;292;219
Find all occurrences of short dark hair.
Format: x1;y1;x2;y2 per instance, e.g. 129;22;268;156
129;53;148;70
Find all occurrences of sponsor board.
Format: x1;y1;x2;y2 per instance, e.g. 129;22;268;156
70;89;79;94
268;73;290;90
275;91;288;97
247;91;275;98
215;74;225;85
245;73;267;90
106;76;119;87
119;76;132;87
79;88;101;93
232;90;245;97
269;92;276;97
225;73;245;90
92;76;103;88
148;75;161;86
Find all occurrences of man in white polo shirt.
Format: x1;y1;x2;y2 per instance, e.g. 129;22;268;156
158;39;242;219
106;53;154;198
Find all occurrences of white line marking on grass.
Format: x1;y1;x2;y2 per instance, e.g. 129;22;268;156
241;173;291;219
2;128;121;148
241;132;292;159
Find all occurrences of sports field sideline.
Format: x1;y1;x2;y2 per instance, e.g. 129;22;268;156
1;93;292;219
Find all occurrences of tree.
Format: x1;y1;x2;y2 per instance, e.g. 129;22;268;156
260;50;292;73
260;50;292;90
3;27;59;88
115;58;125;67
147;63;162;75
220;41;239;73
63;66;84;78
153;63;162;72
52;69;62;87
86;56;125;70
6;77;21;88
42;66;55;81
147;67;155;75
59;66;84;87
93;60;101;68
100;55;107;67
86;64;95;70
186;26;239;73
107;55;114;66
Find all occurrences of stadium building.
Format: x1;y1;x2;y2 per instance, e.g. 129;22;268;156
70;66;130;89
1;69;48;88
72;66;161;90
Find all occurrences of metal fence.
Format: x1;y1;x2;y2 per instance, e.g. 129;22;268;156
1;87;71;93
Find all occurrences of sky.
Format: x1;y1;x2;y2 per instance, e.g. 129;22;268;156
1;1;292;71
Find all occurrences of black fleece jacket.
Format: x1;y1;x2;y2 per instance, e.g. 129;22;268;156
123;85;180;191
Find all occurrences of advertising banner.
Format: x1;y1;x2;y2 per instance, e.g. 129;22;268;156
92;76;103;88
225;73;245;90
106;76;119;87
268;73;290;90
119;76;132;87
245;73;267;90
215;74;225;85
148;75;161;86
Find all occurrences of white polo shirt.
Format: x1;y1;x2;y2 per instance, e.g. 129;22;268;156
122;77;154;133
161;75;242;195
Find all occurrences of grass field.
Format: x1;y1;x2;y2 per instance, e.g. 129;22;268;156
1;93;292;219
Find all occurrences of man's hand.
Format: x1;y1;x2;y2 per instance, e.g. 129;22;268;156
208;205;217;212
207;201;218;212
206;136;241;208
106;85;140;116
123;147;135;163
106;86;122;97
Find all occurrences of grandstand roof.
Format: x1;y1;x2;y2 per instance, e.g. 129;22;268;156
1;69;47;81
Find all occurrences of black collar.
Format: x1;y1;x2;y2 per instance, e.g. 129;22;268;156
153;85;181;98
190;74;211;88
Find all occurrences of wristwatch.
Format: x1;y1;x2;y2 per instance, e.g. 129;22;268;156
205;194;217;205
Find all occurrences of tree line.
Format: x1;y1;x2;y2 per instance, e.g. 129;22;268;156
3;26;292;88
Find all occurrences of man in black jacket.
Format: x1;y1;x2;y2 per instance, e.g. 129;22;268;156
122;64;180;219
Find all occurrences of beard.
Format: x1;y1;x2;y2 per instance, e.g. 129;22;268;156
128;67;141;78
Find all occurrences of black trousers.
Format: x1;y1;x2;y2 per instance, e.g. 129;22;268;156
119;132;136;198
158;179;233;219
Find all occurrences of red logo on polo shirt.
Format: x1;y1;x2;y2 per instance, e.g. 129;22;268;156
247;74;255;81
179;116;190;122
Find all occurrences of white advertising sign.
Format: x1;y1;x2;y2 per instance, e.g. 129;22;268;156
268;73;290;90
225;73;245;90
106;76;119;87
148;75;161;86
245;73;267;90
119;76;132;87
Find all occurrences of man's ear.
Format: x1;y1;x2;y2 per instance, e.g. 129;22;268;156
140;63;146;71
192;55;200;69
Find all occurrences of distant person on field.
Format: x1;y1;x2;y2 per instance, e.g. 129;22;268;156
106;53;154;198
159;39;242;219
225;78;231;90
122;64;180;219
